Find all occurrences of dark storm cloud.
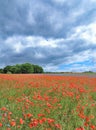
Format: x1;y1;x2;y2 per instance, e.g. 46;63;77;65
0;34;96;71
0;0;96;71
0;0;95;38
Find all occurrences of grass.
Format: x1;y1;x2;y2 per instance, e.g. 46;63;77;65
0;74;96;130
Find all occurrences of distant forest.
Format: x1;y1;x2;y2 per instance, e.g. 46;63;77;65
0;63;44;74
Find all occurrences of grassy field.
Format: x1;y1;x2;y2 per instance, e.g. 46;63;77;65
0;74;96;130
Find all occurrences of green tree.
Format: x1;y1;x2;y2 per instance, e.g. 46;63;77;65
21;63;34;73
14;64;22;73
3;66;12;73
33;65;44;73
0;69;3;73
1;63;44;74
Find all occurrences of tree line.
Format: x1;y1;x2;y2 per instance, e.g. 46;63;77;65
0;63;44;74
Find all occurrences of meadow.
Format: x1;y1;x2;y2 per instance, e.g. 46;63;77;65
0;74;96;130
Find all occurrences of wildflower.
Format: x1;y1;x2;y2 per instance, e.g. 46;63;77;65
10;121;16;127
8;112;12;115
17;125;21;128
38;113;45;117
33;120;38;127
85;117;90;122
20;118;24;125
29;120;38;128
84;122;88;127
27;113;33;118
76;127;85;130
47;118;54;124
6;128;11;130
47;102;51;108
55;123;61;129
0;122;2;127
39;119;43;124
90;125;95;129
42;117;47;122
29;122;33;128
1;107;7;111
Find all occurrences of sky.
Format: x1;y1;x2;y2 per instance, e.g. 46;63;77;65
0;0;96;72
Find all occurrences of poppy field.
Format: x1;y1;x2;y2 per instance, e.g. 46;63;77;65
0;74;96;130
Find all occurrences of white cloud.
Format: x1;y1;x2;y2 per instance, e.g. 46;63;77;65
5;36;59;49
67;51;91;64
80;23;96;44
0;0;96;72
1;34;96;72
65;65;95;72
13;42;24;53
27;11;36;26
5;37;24;53
52;0;67;4
34;52;45;59
68;22;96;44
48;11;64;31
44;61;96;72
90;0;96;2
44;64;59;72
